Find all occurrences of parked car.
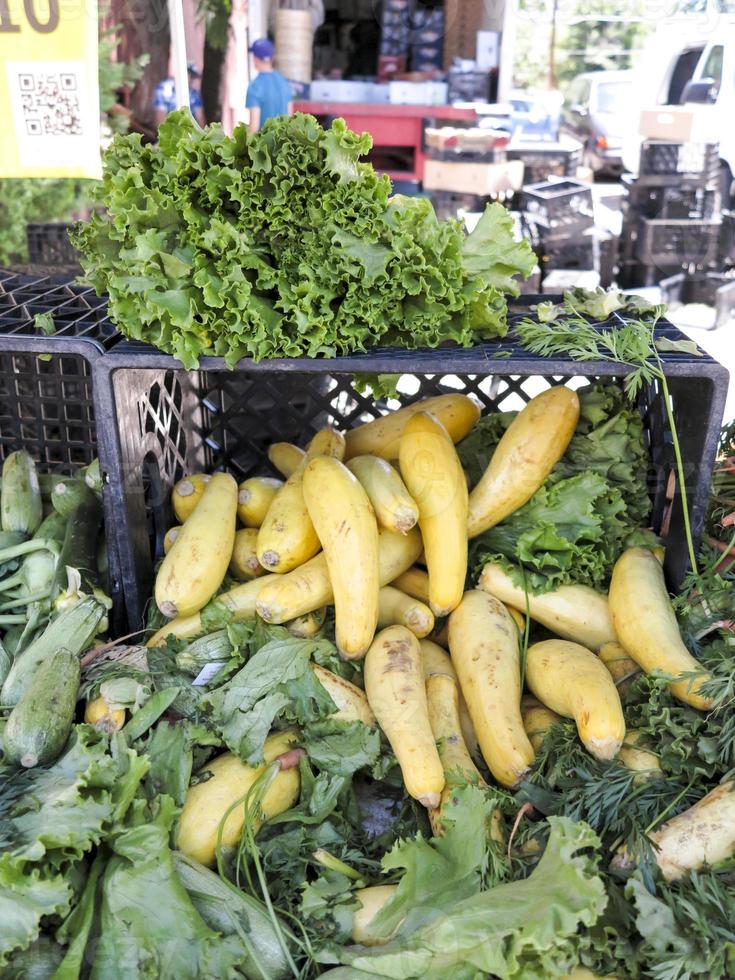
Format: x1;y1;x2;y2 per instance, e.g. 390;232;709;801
560;70;633;175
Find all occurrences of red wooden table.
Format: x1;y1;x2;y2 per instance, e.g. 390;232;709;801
293;101;478;182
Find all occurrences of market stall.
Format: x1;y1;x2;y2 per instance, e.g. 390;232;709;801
0;109;733;979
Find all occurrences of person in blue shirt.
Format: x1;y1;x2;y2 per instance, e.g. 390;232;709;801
153;62;205;126
246;38;293;132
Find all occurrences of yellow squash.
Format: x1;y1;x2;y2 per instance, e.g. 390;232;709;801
364;626;444;807
228;527;265;581
286;608;326;639
172;473;211;523
345;393;480;461
163;525;182;554
177;731;300;867
448;590;535;786
390;565;430;604
303;456;379;658
617;730;661;783
479;562;617;651
420;638;480;762
346;455;419;533
613;781;735;881
312;664;376;727
521;697;562;752
257;526;421;624
399;412;468;617
148;574;279;647
425;673;504;841
155;472;238;619
378;585;434;638
609;547;713;709
237;476;283;527
351;886;400;946
468;386;580;537
267;442;305;478
526;639;625;761
257;428;345;573
84;695;125;733
598;640;641;702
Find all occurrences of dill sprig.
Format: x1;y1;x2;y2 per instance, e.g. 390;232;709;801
515;296;698;573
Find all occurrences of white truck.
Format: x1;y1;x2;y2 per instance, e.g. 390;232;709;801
623;20;735;205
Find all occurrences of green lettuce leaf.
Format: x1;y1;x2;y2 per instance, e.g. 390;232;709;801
202;632;338;764
89;796;241;980
0;864;71;966
0;728;147;871
340;816;607;978
359;785;496;944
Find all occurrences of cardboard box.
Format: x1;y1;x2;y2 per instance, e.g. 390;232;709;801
476;31;500;70
423;159;524;194
389;81;448;105
639;106;719;143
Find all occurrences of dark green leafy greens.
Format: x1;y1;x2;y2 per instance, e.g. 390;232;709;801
73;110;534;368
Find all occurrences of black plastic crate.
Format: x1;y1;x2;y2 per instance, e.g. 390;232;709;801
540;238;594;273
660;271;735;330
521;179;594;239
635;217;721;267
26;223;80;268
638;140;720;186
92;311;729;628
507;144;583;186
0;270;120;347
0;271;125;627
624;176;720;220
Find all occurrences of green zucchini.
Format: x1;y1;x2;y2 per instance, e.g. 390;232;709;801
2;624;25;656
0;639;11;687
1;595;105;705
173;851;294;980
52;498;103;598
3;647;80;767
51;478;98;518
1;451;42;534
83;458;103;493
175;630;233;675
0;530;27;551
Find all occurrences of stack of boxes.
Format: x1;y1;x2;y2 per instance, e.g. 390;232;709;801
378;2;446;78
410;7;445;72
422;125;523;216
378;0;412;79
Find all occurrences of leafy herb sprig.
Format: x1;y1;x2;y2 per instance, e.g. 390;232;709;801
516;291;700;573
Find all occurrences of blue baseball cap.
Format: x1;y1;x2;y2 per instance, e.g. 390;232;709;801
250;38;275;60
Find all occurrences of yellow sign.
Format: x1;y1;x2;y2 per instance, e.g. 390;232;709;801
0;0;101;178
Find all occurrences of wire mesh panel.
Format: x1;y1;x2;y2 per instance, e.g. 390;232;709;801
94;315;729;628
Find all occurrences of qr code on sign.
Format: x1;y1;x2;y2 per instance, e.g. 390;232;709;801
17;71;83;137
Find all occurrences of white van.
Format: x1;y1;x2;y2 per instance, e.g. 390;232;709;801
623;21;735;204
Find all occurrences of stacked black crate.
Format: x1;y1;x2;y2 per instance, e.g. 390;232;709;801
410;6;444;72
618;140;722;288
379;0;412;67
520;179;606;284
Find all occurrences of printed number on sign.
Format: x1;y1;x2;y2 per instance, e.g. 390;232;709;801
0;1;60;34
16;70;82;136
